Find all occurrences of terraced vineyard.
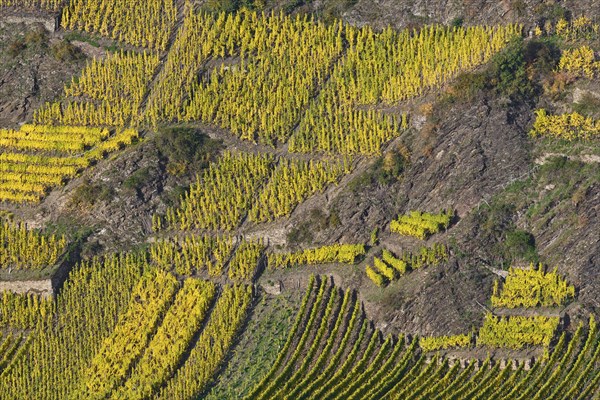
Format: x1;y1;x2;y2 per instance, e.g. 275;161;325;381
0;125;137;203
238;275;600;400
0;0;61;11
0;1;598;399
0;255;252;399
35;51;159;127
1;218;66;270
0;223;598;399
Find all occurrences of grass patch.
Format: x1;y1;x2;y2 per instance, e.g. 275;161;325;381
69;179;114;208
205;289;300;399
123;167;152;192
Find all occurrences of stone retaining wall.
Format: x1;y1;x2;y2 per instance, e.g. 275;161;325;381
0;14;58;32
0;279;53;297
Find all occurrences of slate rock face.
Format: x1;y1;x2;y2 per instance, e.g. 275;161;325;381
403;99;533;218
77;141;168;251
0;24;84;127
313;98;532;249
344;0;600;31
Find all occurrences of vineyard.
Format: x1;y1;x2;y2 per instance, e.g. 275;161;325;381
289;24;519;155
0;1;598;399
267;243;366;269
0;0;61;11
0;124;138;203
0;199;598;399
61;0;177;50
558;45;600;78
142;7;519;155
390;210;453;239
237;276;600;399
148;233;264;282
2;268;577;399
248;157;350;223
366;244;448;286
0;218;66;270
160;151;274;231
0;7;522;206
477;314;560;349
35;51;159;127
0;254;252;399
491;263;576;308
530;109;600;140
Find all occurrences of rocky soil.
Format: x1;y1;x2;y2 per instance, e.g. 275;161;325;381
343;0;600;31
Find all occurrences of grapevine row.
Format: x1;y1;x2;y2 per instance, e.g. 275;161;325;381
35;51;159;127
491;263;575;308
366;244;448;286
0;219;67;270
149;234;234;276
248;157;350;223
74;269;179;399
62;0;176;50
268;243;366;269
477;314;560;349
390;210;453;239
161;151;274;231
530;108;600;140
156;283;253;399
0;0;61;11
114;279;217;400
0;252;152;399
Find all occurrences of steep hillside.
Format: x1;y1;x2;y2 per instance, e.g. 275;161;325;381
0;1;599;399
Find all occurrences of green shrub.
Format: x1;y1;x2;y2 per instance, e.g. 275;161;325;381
448;70;488;102
70;180;113;208
123;167;151;191
450;16;464;27
155;127;223;175
499;229;538;267
447;37;559;104
8;38;26;57
51;40;84;62
488;38;533;99
348;146;406;190
24;26;48;49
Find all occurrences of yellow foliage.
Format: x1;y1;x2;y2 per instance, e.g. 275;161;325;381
558;46;600;78
0;0;60;11
149;234;234;276
530;108;600;141
62;0;177;50
163;152;274;231
249;157;350;222
390;210;453;239
0;125;137;204
478;314;559;349
268;244;366;269
0;219;67;270
365;265;386;286
491;263;575;308
419;334;471;352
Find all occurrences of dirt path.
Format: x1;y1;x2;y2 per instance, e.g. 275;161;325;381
535;152;600;165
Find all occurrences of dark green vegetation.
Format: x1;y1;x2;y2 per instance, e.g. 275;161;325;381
154;127;224;176
448;37;561;104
